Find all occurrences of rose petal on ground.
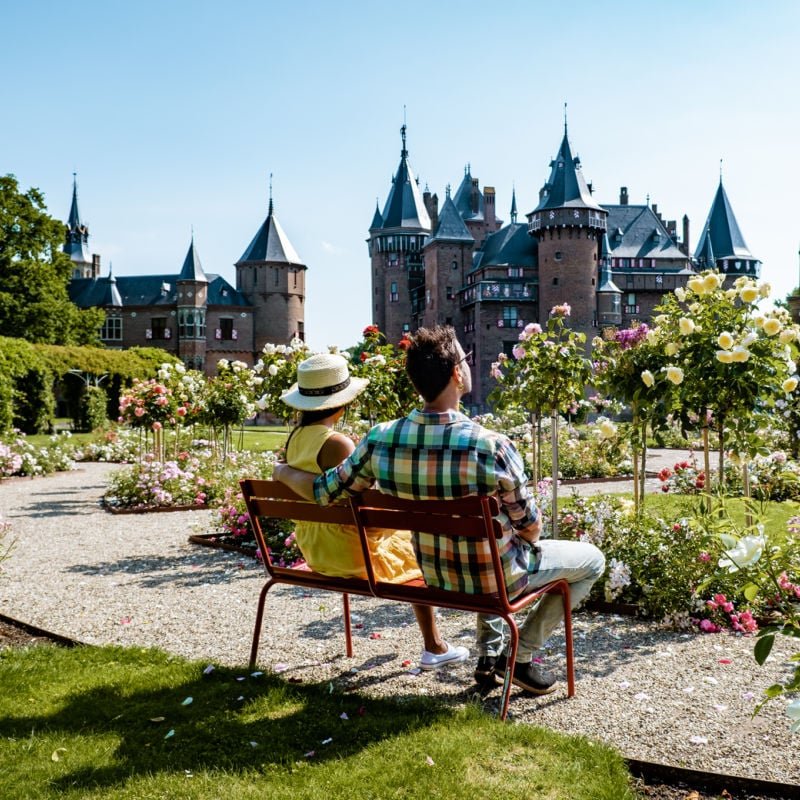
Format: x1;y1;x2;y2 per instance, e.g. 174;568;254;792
164;729;175;739
369;632;382;639
718;659;732;664
634;692;650;701
322;738;333;745
713;704;728;712
51;748;67;761
401;659;412;667
304;750;315;758
203;665;215;675
273;663;289;673
149;716;165;723
249;741;258;748
251;671;263;677
683;686;695;693
425;756;435;766
703;677;719;685
340;712;349;720
618;680;631;690
689;736;708;745
181;697;193;706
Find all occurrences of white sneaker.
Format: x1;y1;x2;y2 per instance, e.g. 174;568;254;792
419;641;470;670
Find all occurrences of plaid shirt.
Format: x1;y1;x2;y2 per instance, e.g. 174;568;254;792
313;409;538;598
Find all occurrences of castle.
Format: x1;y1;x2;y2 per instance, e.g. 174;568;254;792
67;177;306;373
368;124;760;411
66;122;761;410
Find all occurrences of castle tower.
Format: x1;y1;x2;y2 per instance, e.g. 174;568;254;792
236;188;306;349
596;233;622;329
64;174;100;278
527;124;607;337
421;188;474;329
176;235;209;369
367;125;431;340
694;177;760;280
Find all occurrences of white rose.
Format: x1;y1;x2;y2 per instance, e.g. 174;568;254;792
716;350;734;364
740;286;759;303
641;370;655;388
717;332;734;350
268;364;279;376
763;318;782;336
783;377;799;393
666;366;684;385
679;318;695;335
718;535;765;572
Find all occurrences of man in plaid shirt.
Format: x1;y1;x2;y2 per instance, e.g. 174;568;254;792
274;326;604;694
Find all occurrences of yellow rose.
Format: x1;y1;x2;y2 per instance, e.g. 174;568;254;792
641;370;655;387
674;287;686;302
725;289;738;301
679;317;695;335
784;377;799;393
731;347;750;363
688;277;706;295
598;420;617;439
717;332;734;350
740;286;759;303
665;342;679;356
763;318;782;336
779;329;796;344
758;282;771;298
666;366;684;385
716;350;734;364
703;273;720;292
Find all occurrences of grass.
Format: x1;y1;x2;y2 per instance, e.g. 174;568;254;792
0;644;637;800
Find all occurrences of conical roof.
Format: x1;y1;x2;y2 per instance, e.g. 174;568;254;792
697;229;716;269
694;179;755;261
534;128;604;212
369;201;383;230
68;176;82;229
178;237;208;282
379;126;431;231
428;194;473;243
99;268;123;307
238;199;304;265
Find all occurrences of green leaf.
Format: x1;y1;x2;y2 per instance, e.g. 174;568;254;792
763;683;784;699
742;583;759;603
754;634;774;666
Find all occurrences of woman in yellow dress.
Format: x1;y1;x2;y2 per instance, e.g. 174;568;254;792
280;353;468;670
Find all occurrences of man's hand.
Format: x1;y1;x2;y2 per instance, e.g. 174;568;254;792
272;462;317;502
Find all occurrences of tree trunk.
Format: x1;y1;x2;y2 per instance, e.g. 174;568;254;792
702;422;712;515
631;406;640;513
639;419;648;508
529;411;539;485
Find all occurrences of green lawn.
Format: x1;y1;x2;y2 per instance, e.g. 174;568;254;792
0;644;637;800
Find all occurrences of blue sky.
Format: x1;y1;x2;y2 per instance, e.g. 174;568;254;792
4;0;800;350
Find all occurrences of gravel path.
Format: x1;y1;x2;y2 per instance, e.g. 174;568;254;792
0;462;797;787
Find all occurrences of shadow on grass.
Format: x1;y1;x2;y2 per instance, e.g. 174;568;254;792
0;646;452;794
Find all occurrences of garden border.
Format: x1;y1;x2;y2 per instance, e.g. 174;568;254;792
103;502;209;515
188;532;257;557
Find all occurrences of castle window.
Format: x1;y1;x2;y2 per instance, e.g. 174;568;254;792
554;251;563;261
508;267;523;277
388;254;399;266
390;281;399;302
297;321;305;341
101;316;122;341
552;277;559;286
219;318;234;340
446;286;454;300
452;260;458;270
503;306;518;327
151;317;167;340
402;323;410;332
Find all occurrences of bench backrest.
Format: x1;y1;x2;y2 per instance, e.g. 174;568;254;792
240;478;358;573
350;489;509;602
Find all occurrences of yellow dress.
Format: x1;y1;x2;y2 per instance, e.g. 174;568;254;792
287;424;422;582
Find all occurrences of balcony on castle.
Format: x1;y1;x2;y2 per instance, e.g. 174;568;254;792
527;208;607;234
460;280;537;306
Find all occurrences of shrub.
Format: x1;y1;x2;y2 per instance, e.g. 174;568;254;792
76;385;108;432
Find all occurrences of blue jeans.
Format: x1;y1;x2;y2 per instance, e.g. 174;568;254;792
476;539;605;662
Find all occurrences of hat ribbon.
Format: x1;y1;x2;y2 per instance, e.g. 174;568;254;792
298;377;351;397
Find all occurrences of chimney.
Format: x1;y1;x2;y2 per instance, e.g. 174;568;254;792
619;186;629;205
468;178;479;215
92;253;101;279
682;214;690;257
424;191;438;232
484;186;496;227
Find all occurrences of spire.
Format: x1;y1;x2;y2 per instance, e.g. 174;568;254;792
238;191;304;265
369;198;383;231
429;194;473;243
99;261;123;307
694;177;756;262
452;169;485;221
68;173;82;229
268;172;274;216
510;185;518;224
534;126;604;212
378;125;431;231
179;236;208;283
64;173;92;265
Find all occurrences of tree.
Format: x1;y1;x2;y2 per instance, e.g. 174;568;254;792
0;174;103;344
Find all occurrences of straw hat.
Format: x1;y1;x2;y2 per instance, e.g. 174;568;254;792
280;353;369;411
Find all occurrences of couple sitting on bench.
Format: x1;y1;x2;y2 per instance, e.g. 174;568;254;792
274;325;605;694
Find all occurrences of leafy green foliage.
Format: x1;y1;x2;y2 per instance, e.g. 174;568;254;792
77;385;109;432
0;174;104;344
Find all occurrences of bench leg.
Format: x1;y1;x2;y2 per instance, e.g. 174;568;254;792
499;615;519;721
342;593;353;658
249;579;276;670
560;582;575;697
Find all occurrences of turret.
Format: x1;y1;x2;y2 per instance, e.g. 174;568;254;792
64;175;99;278
527;123;607;337
596;233;622;328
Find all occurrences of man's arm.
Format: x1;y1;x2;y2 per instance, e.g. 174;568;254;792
495;437;541;542
272;463;317;501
